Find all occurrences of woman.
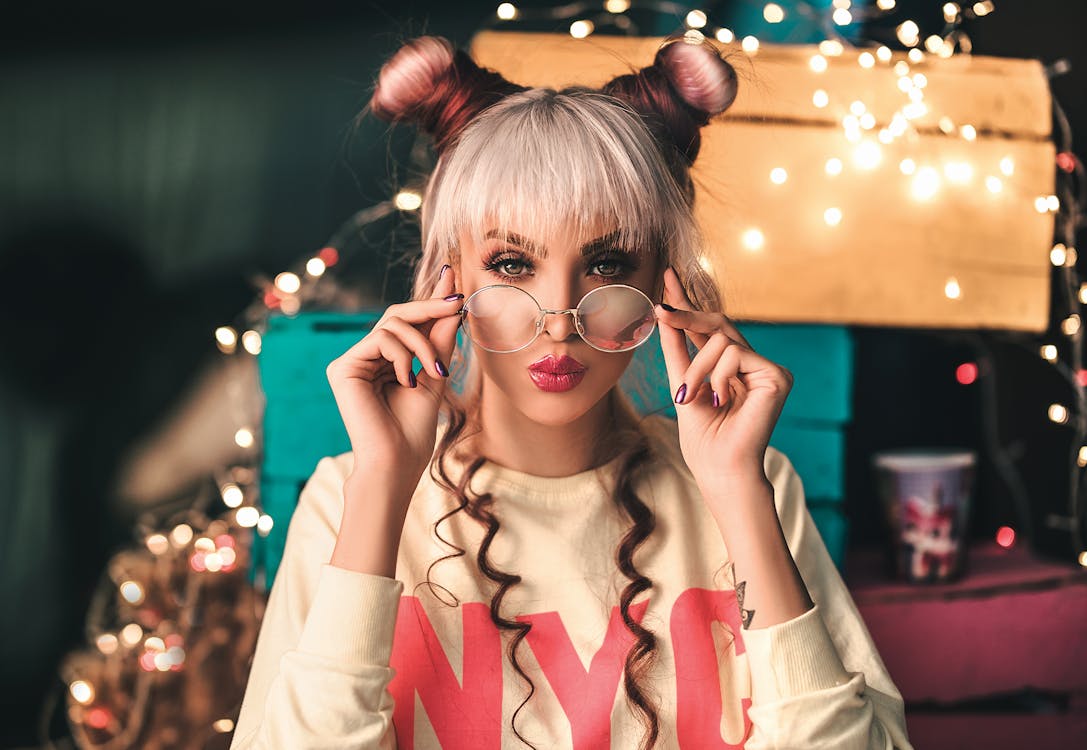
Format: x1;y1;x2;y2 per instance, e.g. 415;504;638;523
231;34;912;749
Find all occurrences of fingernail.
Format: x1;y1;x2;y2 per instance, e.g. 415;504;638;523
436;359;449;377
660;302;677;312
712;390;720;408
674;383;687;404
444;293;464;301
439;264;450;280
408;370;417;388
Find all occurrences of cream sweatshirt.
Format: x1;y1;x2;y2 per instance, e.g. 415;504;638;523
231;414;913;749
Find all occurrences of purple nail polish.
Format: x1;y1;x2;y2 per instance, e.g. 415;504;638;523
712;390;720;408
674;383;687;404
439;264;450;280
436;359;449;377
444;293;464;301
408;370;417;388
660;302;678;312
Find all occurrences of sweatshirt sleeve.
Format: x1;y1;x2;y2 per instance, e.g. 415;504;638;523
230;455;405;750
740;447;915;750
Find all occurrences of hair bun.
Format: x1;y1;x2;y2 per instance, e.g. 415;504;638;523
368;35;528;155
655;37;738;118
370;36;457;123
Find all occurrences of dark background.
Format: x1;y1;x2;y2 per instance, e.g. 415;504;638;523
1;1;1084;746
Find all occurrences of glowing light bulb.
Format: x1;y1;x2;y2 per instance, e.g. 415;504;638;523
70;680;94;705
742;36;760;54
924;35;945;54
1051;244;1068;267
214;719;236;733
973;1;994;17
119;581;144;605
877;46;892;62
146;533;169;555
305;257;326;277
894;61;910;77
832;8;853;25
824;158;842;176
824;207;843;226
819;40;844;56
770;168;787;184
569;20;594;38
1047;194;1060;211
960;124;977;141
858;52;875;68
899;158;917;175
741;228;765;251
121;623;143;647
897;20;919;46
604;0;630;12
235;428;255;448
1080;446;1087;467
257;514;275;535
943;2;961;22
236;507;260;528
242;330;262;355
809;54;828;73
96;633;119;655
686;9;707;28
813;89;829;108
944;277;961;299
1062;314;1081;336
956;362;978;385
215;326;237;354
852;140;882;169
1040;344;1058;362
859;113;876;130
1049;404;1069;424
394;190;422;210
995;526;1015;548
496;3;517;20
999;156;1015;175
877;0;896;8
912;167;940;200
170;524;193;547
715;28;734;43
763;4;785;23
908;48;924;63
221;482;244;508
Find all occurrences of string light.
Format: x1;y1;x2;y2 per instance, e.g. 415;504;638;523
686;9;707;29
741;35;760;54
715;28;734;44
995;526;1015;548
569;20;593;38
769;167;787;184
763;3;785;24
496;3;517;21
741;228;765;251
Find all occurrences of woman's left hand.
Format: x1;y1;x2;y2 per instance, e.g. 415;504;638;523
655;266;794;488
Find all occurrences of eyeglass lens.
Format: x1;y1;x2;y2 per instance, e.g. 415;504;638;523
462;285;656;353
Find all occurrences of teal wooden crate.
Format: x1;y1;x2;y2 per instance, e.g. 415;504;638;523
256;312;853;583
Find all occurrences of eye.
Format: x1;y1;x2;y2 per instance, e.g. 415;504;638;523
481;251;533;280
589;252;637;280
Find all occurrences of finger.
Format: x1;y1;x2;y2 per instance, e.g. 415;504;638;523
425;263;460;391
370;329;417;388
676;332;730;405
378;292;464;328
661;266;756;351
710;342;744;408
381;317;444;381
657;314;694;404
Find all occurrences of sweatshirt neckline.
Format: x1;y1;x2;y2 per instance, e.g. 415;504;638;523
459;451;627;504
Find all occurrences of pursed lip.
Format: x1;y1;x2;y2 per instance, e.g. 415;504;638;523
528;354;587;374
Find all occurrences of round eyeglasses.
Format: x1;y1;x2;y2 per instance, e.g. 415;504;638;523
458;283;659;354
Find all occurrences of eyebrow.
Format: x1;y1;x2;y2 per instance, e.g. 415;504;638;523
483;229;627;258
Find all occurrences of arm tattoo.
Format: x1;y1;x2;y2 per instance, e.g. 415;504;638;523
736;580;755;630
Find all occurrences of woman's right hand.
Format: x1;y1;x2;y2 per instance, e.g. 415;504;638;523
325;264;463;501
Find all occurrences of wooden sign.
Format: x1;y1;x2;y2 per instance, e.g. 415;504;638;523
469;30;1055;331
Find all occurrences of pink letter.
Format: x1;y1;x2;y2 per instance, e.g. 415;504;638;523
671;588;752;749
518;600;649;750
389;598;502;749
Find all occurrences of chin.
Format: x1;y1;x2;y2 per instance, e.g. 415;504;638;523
483;364;620;427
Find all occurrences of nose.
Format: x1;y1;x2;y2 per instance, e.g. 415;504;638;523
538;289;581;342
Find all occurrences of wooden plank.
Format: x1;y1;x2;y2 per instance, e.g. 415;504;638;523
468;31;1055;331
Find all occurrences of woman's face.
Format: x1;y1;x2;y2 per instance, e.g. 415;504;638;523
454;219;660;427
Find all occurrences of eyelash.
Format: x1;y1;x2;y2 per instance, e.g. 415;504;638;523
480;250;638;281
